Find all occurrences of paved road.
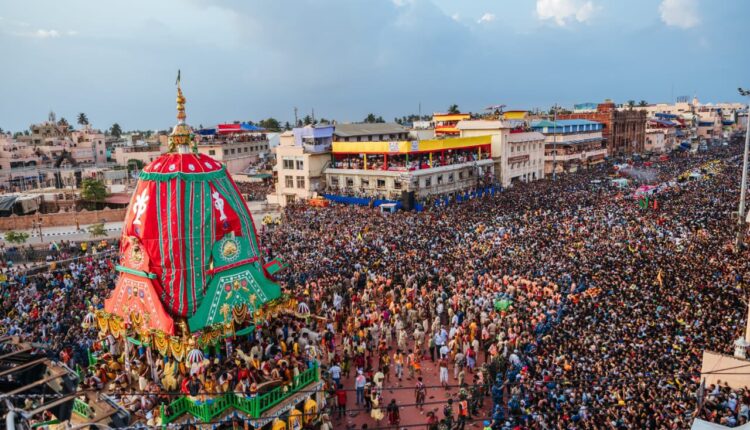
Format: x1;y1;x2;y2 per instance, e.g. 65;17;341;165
0;205;281;246
0;221;124;245
336;348;493;429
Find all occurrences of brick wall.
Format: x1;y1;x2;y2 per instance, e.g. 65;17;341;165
0;208;127;231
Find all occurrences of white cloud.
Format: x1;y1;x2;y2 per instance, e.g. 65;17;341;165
575;2;594;22
477;12;495;24
451;13;460;22
34;29;60;38
659;0;700;29
5;25;77;39
536;0;596;26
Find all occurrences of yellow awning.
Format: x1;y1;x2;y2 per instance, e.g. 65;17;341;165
502;111;528;120
332;135;491;154
433;113;471;122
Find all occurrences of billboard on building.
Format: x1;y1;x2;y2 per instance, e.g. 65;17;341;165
574;103;597;113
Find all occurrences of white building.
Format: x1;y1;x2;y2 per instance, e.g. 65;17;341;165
457;120;546;187
268;126;333;207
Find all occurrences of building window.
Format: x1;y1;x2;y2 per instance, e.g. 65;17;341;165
424;177;432;187
377;179;386;188
223;149;228;155
230;149;235;154
285;175;294;188
394;180;402;189
459;171;464;180
296;160;304;170
361;179;370;188
209;150;215;156
447;173;454;183
437;175;443;184
346;177;354;187
296;176;305;188
331;176;339;187
283;159;294;169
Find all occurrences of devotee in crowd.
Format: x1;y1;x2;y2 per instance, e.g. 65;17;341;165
3;142;750;429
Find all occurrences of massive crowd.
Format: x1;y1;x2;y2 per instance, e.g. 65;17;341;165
1;140;749;429
263;142;750;429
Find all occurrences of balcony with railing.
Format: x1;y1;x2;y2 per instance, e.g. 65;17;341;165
545;148;607;162
544;132;603;145
159;361;319;424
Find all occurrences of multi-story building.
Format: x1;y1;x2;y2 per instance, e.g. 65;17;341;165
113;144;163;167
193;124;271;174
0;120;109;189
645;119;677;153
332;123;409;142
558;100;646;156
432;113;471;137
16;121;107;165
640;97;745;142
530;119;606;175
71;125;108;164
325;134;493;200
457;120;546;187
268;126;333;207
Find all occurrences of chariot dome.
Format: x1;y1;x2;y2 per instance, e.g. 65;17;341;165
103;76;283;336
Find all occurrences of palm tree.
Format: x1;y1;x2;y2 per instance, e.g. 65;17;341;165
637;100;648;107
77;113;89;126
57;117;69;127
110;123;122;138
447;104;460;114
626;100;635;109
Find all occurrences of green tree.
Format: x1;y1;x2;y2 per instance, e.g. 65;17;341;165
58;117;69;127
363;114;385;124
626;100;635;109
77;113;89;126
110;123;122;138
638;100;648;107
284;122;292;130
302;115;313;125
4;231;29;245
258;118;281;131
88;223;107;238
447;104;460;114
80;178;108;202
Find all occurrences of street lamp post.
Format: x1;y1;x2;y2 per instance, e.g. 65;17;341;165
32;216;44;244
736;88;750;250
552;104;559;181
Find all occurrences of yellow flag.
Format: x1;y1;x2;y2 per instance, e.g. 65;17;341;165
657;270;663;288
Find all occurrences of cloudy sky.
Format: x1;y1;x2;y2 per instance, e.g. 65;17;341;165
0;0;747;131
